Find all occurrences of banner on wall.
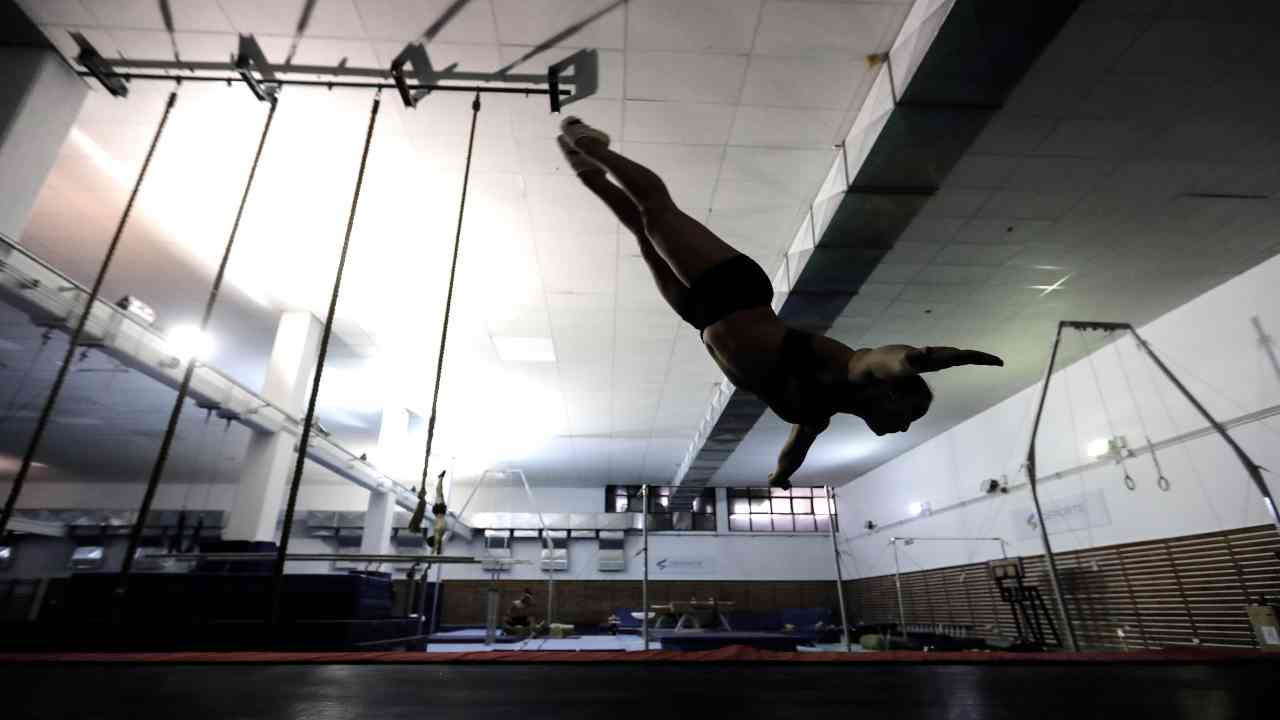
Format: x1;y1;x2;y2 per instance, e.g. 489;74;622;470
651;555;718;577
1013;490;1112;542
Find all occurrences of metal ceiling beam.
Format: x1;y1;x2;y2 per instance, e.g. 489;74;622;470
669;0;1083;503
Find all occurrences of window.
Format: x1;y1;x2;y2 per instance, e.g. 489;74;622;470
727;487;835;533
605;485;717;531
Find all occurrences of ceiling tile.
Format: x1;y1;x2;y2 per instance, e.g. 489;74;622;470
740;54;870;109
622;101;736;145
491;0;624;49
932;242;1023;266
172;32;239;62
290;37;380;67
372;39;502;72
624;51;747;104
17;0;96;25
711;180;806;213
729;106;844;148
978;190;1083;221
754;0;907;56
498;45;624;98
946;154;1022;189
216;0;319;35
83;0;225;30
627;0;762;53
354;0;497;42
916;189;990;219
720;145;833;199
912;264;997;285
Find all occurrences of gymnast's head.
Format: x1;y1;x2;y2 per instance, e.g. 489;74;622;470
837;374;933;436
834;345;1003;435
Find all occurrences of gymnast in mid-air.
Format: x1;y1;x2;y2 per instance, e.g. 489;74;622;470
557;117;1003;490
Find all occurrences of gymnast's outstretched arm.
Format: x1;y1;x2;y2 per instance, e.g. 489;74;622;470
769;418;829;490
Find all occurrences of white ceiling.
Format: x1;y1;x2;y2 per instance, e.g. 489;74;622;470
714;0;1280;484
5;0;911;488
2;0;1278;495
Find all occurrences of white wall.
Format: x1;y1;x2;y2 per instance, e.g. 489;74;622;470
0;48;87;240
837;254;1280;579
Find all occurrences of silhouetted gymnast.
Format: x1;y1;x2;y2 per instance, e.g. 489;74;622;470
558;118;1003;489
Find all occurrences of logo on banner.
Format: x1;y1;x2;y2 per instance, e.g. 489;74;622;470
654;556;715;575
1014;490;1111;541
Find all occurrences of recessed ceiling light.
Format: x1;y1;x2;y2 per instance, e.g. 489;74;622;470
492;336;556;363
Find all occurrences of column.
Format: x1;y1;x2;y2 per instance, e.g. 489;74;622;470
361;407;409;555
0;47;88;240
224;311;322;541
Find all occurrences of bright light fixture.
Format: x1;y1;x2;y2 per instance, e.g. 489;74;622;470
1086;437;1112;459
165;324;214;362
906;501;928;517
492;336;556;363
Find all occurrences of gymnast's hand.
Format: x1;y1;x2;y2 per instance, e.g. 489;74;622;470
856;344;1003;380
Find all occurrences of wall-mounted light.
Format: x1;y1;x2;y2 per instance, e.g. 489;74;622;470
1087;436;1128;460
906;501;931;517
165;324;214;363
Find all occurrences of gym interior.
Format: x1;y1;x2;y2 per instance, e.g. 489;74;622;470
1;0;1278;717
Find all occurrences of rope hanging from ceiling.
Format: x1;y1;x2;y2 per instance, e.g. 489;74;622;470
409;92;483;538
0;88;180;539
270;92;383;626
115;96;281;603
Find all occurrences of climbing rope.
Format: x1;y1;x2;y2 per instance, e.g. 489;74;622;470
0;88;180;538
410;92;482;533
117;96;280;593
270;92;383;625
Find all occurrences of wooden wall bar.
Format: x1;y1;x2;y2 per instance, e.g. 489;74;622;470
844;524;1280;649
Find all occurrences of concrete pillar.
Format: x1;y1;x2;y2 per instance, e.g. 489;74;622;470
361;407;410;555
0;47;88;240
225;311;322;542
715;487;729;533
361;489;395;556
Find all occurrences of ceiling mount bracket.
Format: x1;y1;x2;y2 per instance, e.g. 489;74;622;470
234;34;279;103
70;32;129;97
390;43;459;108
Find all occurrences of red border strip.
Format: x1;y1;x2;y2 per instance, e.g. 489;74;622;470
0;646;1273;664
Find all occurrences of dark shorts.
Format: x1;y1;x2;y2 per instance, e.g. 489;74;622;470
679;254;775;332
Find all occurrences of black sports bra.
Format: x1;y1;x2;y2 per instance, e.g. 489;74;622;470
757;328;834;426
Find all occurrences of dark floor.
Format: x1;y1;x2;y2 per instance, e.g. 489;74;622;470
3;661;1276;719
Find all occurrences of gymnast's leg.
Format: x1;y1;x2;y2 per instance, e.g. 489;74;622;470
561;118;739;286
560;137;692;317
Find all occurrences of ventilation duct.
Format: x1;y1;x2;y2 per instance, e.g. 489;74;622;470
597;530;625;572
540;530;568;572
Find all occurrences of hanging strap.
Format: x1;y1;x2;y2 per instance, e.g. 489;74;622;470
270;93;383;626
114;97;280;602
410;92;482;533
0;89;179;538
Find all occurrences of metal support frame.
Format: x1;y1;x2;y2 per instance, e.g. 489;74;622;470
71;34;595;111
1026;322;1079;651
511;469;555;626
826;486;852;652
1026;319;1280;653
888;536;1008;637
892;539;907;631
642;483;650;651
